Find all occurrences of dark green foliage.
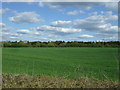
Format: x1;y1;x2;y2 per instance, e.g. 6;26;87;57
2;41;120;47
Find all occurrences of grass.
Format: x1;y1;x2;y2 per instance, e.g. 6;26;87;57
2;47;119;81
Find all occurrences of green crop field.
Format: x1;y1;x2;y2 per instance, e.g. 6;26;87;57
2;48;119;81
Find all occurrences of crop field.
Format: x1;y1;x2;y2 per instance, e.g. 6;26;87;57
2;48;119;81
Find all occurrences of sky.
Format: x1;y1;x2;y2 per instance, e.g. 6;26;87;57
0;1;119;41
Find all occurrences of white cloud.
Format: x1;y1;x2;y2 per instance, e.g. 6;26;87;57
1;27;10;31
17;28;44;36
39;25;82;33
72;11;118;32
40;2;94;10
38;2;118;13
32;32;42;35
104;11;118;21
38;2;65;13
17;29;31;34
9;12;44;24
1;1;118;41
105;2;118;11
0;23;5;27
79;34;94;38
67;10;84;16
9;37;18;39
87;12;118;22
0;23;11;31
51;20;72;27
98;24;118;32
2;32;21;38
0;8;10;15
34;10;117;39
47;11;118;40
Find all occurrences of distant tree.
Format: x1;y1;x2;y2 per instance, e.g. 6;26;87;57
47;42;55;47
18;41;27;47
2;40;120;48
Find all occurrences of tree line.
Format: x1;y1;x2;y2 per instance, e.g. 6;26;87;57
1;41;120;47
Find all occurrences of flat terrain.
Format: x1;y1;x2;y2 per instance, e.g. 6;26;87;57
2;48;119;81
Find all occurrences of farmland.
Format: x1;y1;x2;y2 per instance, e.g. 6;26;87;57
2;47;119;82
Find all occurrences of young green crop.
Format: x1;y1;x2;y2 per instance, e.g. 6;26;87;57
2;47;119;81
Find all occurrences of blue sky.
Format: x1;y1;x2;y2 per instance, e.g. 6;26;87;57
1;2;118;41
